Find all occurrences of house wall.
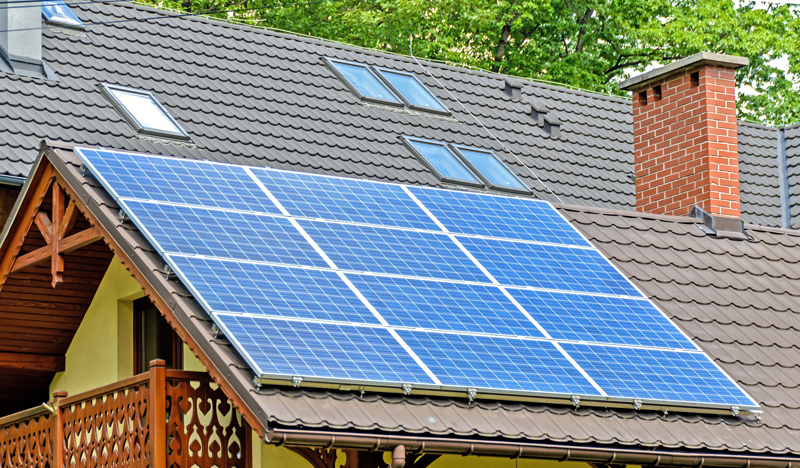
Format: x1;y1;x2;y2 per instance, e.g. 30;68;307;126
49;256;143;397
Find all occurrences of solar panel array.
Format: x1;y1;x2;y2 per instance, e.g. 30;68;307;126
76;147;759;412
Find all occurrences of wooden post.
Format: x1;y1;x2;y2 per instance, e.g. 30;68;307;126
149;359;167;468
52;390;67;468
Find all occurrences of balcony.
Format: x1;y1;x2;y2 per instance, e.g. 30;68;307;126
0;360;250;468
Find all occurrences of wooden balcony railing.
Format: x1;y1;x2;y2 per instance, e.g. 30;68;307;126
0;360;250;468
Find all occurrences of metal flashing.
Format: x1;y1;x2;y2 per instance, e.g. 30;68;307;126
690;205;748;240
777;128;791;229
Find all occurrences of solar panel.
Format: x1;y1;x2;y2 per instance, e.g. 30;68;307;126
458;236;640;296
122;200;328;267
75;147;759;414
559;343;755;406
396;330;601;395
170;256;382;325
79;148;281;213
299;220;487;282
251;168;438;230
348;274;546;337
408;186;591;247
215;315;435;384
509;289;695;349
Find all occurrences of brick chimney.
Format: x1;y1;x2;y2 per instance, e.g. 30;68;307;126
620;53;749;218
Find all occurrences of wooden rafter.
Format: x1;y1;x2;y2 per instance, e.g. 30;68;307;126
0;351;64;372
0;165;101;290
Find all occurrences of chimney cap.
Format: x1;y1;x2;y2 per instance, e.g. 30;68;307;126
618;52;749;91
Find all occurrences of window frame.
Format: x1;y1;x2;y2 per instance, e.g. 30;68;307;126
324;58;404;108
99;83;191;141
402;136;484;188
41;0;85;31
374;67;451;116
451;144;531;194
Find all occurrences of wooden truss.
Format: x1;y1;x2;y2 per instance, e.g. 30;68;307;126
0;165;101;290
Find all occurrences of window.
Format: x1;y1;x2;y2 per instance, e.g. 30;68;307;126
404;137;483;187
326;59;402;106
134;298;183;374
377;69;449;114
100;83;190;140
452;145;530;193
42;0;84;30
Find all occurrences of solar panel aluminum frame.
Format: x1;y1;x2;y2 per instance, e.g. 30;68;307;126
402;136;485;188
324;58;405;108
373;67;452;116
450;144;531;195
99;83;191;141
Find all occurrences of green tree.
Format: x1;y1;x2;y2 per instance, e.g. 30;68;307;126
148;0;800;125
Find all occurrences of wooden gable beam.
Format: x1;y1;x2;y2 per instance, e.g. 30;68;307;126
0;162;102;290
0;352;65;372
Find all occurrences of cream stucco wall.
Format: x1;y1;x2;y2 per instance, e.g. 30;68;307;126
49;257;143;397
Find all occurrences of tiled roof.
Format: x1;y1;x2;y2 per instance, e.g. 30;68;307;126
45;143;800;457
0;1;788;225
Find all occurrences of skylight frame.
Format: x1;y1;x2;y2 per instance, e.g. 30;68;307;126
100;83;190;141
402;136;484;188
374;67;451;116
324;58;405;108
41;0;85;31
451;144;531;194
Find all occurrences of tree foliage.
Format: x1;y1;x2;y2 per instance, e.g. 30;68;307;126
148;0;800;126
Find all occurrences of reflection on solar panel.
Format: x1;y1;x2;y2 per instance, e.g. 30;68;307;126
76;147;759;414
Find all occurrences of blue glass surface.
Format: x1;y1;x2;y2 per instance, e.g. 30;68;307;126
299;220;487;282
348;274;544;337
456;148;528;191
397;330;600;395
509;289;693;349
378;70;447;112
407;140;481;184
77;149;281;213
251;169;438;230
409;186;591;246
170;256;381;324
459;236;639;296
561;343;756;406
42;0;83;28
215;315;434;383
123;200;327;267
331;61;401;103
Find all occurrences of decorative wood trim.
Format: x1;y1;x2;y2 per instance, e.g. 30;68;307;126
10;228;101;274
149;359;167;468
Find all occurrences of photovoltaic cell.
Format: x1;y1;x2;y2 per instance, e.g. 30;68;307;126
408;186;590;246
169;256;382;325
299;220;487;282
123;200;328;267
560;343;756;406
347;274;545;337
397;330;600;395
215;315;435;384
77;148;281;214
509;289;694;349
251;168;439;230
459;236;639;296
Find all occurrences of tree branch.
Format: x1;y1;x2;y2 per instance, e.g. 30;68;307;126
575;8;593;53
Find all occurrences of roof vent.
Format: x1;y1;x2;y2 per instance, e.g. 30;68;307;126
530;100;549;125
543;115;561;138
504;78;523;99
690;205;747;240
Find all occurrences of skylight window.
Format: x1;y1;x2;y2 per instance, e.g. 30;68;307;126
326;59;402;106
100;84;190;140
42;0;84;30
452;145;530;193
377;69;449;114
404;138;483;187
